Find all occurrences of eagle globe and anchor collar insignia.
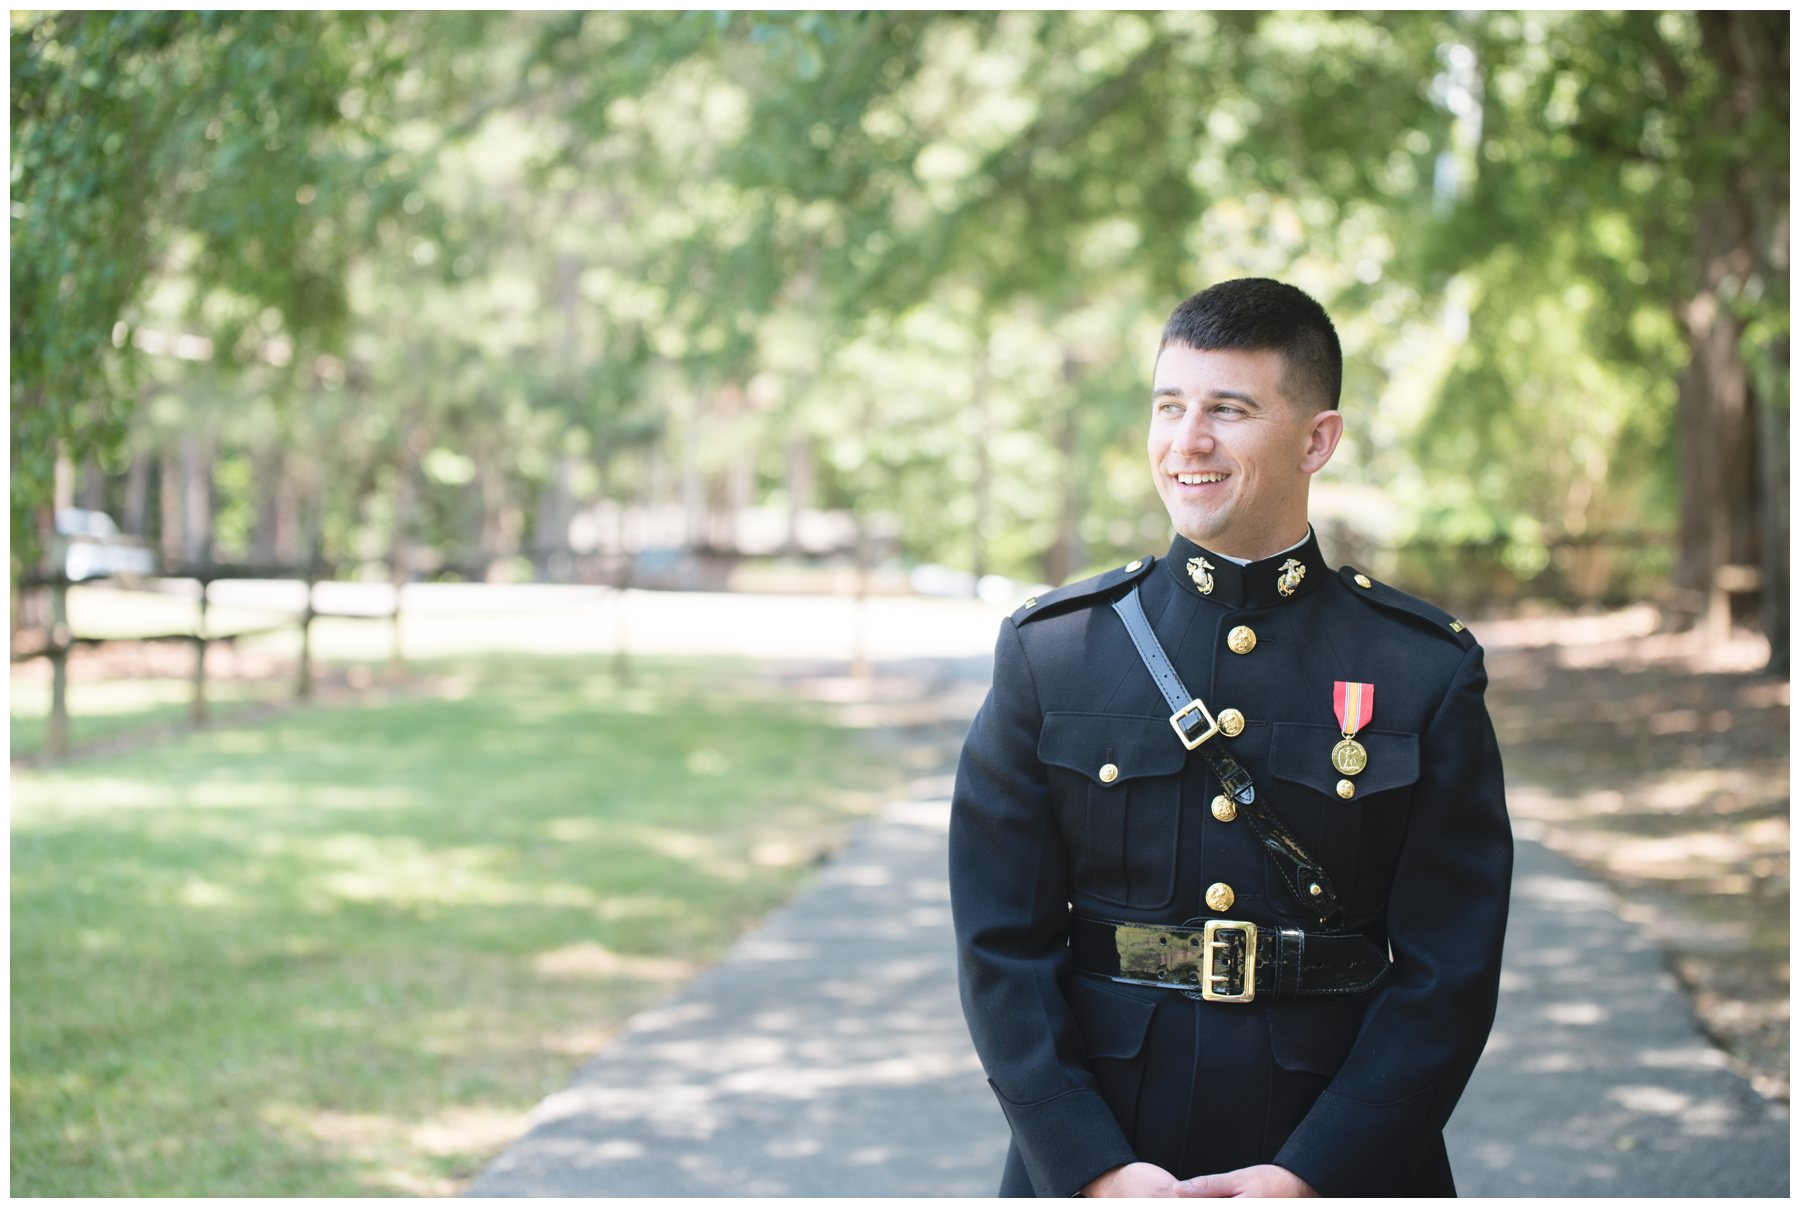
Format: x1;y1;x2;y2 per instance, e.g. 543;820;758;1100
1165;530;1327;609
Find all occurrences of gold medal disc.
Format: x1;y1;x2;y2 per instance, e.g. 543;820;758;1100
1331;737;1368;776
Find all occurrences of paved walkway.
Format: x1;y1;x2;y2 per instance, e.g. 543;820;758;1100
472;658;1788;1198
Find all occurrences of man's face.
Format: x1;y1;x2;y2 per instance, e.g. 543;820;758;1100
1147;343;1340;559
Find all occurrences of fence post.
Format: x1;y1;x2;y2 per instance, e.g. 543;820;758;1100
191;573;210;722
389;560;406;678
48;579;69;758
613;554;632;684
297;551;317;701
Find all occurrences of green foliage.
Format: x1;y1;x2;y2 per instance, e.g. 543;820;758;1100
10;11;420;577
12;11;1786;598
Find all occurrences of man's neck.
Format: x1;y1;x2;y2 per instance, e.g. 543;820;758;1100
1208;526;1312;567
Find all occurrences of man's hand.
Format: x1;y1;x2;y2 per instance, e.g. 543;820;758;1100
1081;1162;1186;1197
1177;1164;1319;1197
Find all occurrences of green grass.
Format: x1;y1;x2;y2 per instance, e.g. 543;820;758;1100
11;654;900;1195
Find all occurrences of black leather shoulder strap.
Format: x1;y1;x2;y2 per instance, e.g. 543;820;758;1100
1109;586;1346;931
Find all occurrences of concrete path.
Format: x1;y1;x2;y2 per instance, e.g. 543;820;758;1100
472;658;1788;1198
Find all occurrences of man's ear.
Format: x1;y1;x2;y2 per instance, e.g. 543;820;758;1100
1300;410;1343;475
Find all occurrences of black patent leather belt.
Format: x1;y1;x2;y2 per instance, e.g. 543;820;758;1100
1070;914;1390;1003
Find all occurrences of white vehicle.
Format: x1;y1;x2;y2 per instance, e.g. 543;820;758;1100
55;508;156;581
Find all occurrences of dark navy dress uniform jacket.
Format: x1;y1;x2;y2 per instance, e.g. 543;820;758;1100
948;531;1513;1197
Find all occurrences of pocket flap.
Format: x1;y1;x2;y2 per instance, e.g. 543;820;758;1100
1040;712;1187;787
1065;973;1159;1060
1267;998;1368;1075
1269;723;1419;798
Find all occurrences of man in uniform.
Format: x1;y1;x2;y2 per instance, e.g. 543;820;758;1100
949;278;1512;1197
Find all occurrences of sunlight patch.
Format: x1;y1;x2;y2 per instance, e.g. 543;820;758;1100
532;941;697;983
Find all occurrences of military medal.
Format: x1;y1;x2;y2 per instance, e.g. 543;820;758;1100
1331;680;1373;776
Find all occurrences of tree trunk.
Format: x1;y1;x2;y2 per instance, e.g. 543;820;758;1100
390;427;422;674
78;455;106;512
1755;346;1789;674
1672;197;1755;642
122;451;151;539
158;446;183;569
275;461;302;567
477;455;521;582
534;454;579;579
680;392;706;550
52;451;74;514
971;330;993;589
179;430;215;571
1671;13;1787;659
785;435;814;556
250;445;283;567
1044;355;1086;586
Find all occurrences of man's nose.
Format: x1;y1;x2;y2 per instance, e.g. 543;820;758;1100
1173;411;1214;455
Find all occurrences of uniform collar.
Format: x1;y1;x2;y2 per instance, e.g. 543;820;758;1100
1163;527;1329;608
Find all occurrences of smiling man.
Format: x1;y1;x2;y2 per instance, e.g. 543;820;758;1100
949;278;1513;1197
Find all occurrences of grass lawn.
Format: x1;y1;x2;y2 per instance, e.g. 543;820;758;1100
11;653;903;1195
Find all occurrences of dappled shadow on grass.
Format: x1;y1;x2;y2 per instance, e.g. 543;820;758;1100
10;654;900;1196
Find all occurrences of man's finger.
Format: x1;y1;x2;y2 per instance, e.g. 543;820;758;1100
1175;1173;1235;1197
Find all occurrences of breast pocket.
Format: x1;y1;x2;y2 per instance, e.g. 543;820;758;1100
1039;712;1186;909
1267;723;1419;911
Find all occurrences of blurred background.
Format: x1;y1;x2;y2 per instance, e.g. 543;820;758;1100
10;10;1789;1197
12;11;1789;627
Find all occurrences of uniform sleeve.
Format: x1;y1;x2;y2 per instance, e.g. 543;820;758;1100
949;619;1138;1197
1274;643;1513;1195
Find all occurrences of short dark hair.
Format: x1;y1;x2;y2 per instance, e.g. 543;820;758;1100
1159;278;1342;412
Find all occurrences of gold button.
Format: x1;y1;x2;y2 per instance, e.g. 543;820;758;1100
1205;882;1236;912
1211;794;1237;823
1450;620;1466;633
1309;882;1324;897
1226;625;1257;655
1098;763;1119;784
1354;573;1372;589
1217;708;1245;737
1337;779;1356;799
1023;596;1037;609
1125;559;1143;573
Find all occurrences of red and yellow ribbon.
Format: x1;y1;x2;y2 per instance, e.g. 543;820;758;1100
1333;681;1373;737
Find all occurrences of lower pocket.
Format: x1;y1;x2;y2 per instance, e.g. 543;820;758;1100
1066;974;1159;1137
1266;996;1369;1077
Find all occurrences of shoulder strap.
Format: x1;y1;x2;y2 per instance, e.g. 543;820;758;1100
1110;587;1345;931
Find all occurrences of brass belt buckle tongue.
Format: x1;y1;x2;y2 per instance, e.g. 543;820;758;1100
1169;698;1221;750
1200;920;1258;1003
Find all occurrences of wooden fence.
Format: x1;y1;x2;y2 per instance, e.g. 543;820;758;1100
14;560;402;759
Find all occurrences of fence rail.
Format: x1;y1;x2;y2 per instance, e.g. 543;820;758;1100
15;562;403;758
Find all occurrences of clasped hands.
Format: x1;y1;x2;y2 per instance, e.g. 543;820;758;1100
1082;1162;1318;1198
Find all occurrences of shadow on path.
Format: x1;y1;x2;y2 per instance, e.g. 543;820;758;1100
473;657;1787;1197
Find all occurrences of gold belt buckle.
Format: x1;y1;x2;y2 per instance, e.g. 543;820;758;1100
1169;699;1220;750
1200;919;1258;1003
